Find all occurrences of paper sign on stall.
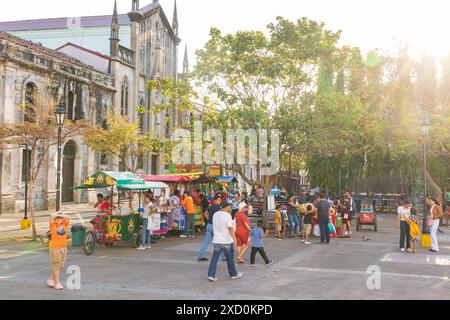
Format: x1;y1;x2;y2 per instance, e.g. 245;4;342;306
152;214;161;231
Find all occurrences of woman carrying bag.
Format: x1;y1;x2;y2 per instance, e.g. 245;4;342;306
427;197;443;253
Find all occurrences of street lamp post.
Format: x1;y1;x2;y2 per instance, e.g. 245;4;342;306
421;117;430;234
55;102;66;212
20;140;31;230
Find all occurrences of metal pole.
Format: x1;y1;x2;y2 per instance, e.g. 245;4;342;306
422;137;429;234
24;143;29;219
56;125;62;212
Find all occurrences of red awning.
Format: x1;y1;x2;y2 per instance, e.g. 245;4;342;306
140;175;192;183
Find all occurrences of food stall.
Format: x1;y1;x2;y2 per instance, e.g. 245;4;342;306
215;176;239;198
72;171;148;255
117;181;170;240
140;174;203;233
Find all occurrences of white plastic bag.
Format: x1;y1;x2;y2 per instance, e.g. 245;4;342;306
313;224;321;238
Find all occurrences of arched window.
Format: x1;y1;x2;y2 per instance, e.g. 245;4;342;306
24;83;36;123
120;78;129;116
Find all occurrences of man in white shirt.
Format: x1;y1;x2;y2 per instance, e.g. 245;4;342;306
207;201;243;282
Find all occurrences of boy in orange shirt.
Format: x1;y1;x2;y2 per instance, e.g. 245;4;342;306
47;212;70;290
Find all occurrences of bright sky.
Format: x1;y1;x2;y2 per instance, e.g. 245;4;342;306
1;0;450;64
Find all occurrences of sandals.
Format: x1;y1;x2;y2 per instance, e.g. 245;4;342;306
236;258;245;264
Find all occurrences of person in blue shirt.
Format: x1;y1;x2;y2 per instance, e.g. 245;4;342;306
250;220;273;266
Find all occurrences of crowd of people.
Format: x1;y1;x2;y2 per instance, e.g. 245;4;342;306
45;185;448;288
397;197;443;253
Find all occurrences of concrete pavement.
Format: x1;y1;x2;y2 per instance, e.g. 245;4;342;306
0;214;449;300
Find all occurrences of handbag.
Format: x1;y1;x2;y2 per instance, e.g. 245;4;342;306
328;221;336;234
427;216;434;227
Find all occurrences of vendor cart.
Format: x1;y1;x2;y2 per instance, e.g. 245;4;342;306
117;181;170;241
356;200;378;232
140;174;203;233
72;171;154;255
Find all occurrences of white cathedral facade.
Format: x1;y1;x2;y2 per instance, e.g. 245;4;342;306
0;0;189;213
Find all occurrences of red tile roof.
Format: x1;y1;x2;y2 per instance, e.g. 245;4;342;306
56;42;110;60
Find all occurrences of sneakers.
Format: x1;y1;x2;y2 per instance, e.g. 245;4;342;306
300;239;305;243
145;244;152;249
179;235;188;238
208;277;218;282
137;245;146;250
305;241;312;245
54;282;64;290
198;257;209;262
250;264;257;267
401;248;405;252
47;280;55;288
231;272;244;280
266;260;274;266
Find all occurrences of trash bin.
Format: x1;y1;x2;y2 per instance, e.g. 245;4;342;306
71;224;86;247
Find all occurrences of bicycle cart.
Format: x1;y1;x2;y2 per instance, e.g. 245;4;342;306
356;200;378;232
72;171;164;255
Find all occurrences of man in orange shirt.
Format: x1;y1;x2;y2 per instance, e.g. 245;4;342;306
181;191;196;238
47;212;70;290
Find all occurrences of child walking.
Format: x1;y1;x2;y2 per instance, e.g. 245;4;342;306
275;205;283;240
301;205;314;245
47;212;70;290
250;220;273;266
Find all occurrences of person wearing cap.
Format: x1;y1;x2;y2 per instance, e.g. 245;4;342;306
198;194;225;262
47;212;70;290
235;202;251;263
207;201;243;282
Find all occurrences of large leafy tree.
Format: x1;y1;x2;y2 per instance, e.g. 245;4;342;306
191;17;342;194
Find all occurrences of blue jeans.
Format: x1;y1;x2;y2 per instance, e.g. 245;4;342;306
141;218;151;246
208;243;238;278
319;219;330;243
198;224;225;260
288;214;300;235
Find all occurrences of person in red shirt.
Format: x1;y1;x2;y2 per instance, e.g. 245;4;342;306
99;195;115;214
235;202;252;264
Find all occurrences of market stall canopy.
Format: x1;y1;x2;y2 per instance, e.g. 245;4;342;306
215;176;238;184
72;171;144;189
191;174;214;184
140;174;192;183
117;181;169;191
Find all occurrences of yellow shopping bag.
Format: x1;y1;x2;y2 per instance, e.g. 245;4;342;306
421;234;431;248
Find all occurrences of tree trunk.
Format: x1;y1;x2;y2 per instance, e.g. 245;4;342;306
413;151;443;199
29;183;37;240
425;170;443;199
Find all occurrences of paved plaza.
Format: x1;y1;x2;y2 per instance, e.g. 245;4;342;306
0;210;449;300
